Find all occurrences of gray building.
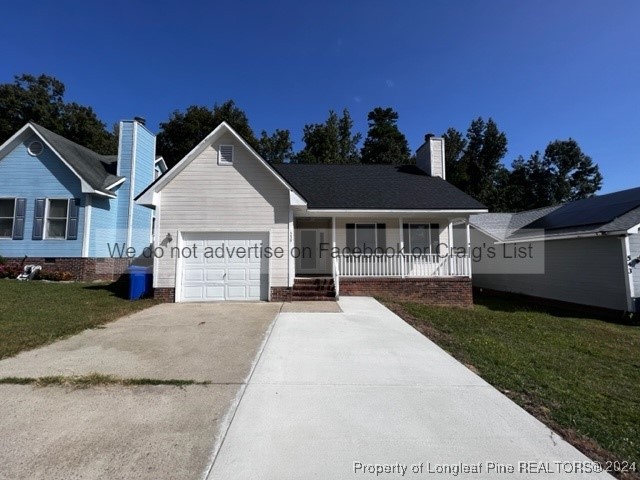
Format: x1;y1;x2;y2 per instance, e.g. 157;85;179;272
469;188;640;313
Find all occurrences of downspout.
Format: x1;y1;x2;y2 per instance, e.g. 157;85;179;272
621;235;636;313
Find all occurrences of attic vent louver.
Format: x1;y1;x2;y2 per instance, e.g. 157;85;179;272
27;141;44;156
218;145;234;165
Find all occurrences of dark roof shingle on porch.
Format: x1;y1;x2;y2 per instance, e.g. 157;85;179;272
273;164;486;210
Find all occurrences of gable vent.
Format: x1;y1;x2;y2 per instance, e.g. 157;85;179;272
218;145;234;165
27;141;44;156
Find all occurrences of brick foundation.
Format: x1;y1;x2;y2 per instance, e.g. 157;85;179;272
153;278;472;306
153;287;175;302
270;287;292;302
3;257;131;282
339;277;473;308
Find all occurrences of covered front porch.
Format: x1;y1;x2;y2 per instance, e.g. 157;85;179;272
290;214;473;289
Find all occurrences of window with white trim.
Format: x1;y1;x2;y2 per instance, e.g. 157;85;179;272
0;199;15;238
218;145;234;165
403;223;439;254
346;223;386;254
27;141;44;156
46;199;69;239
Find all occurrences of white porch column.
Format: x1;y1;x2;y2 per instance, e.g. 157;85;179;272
331;216;337;276
288;207;295;287
399;217;405;278
466;221;472;277
448;221;454;275
448;221;454;251
465;221;471;250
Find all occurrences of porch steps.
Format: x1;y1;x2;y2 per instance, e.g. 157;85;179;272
291;277;336;301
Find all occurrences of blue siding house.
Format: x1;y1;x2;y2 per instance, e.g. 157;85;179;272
0;119;159;280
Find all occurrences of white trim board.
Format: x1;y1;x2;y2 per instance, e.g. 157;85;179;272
126;122;138;248
82;194;92;257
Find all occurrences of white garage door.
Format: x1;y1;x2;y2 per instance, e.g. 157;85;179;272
179;232;268;302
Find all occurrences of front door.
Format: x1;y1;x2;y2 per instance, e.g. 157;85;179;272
296;228;332;275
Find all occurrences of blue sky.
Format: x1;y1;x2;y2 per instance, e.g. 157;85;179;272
2;0;638;193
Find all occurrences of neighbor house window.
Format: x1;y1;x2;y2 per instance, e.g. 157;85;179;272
0;199;15;238
46;199;69;239
27;141;44;156
218;145;234;165
403;223;439;255
346;223;386;253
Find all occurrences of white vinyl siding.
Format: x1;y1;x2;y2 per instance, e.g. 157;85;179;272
472;230;629;311
155;133;289;289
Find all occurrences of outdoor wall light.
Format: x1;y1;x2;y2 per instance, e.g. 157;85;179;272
160;233;173;247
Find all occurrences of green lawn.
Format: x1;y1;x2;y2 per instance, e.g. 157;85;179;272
0;280;157;359
383;295;640;473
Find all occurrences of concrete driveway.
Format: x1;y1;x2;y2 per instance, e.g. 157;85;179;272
0;302;280;480
207;297;611;479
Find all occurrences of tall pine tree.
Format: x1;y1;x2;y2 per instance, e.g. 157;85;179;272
360;107;410;164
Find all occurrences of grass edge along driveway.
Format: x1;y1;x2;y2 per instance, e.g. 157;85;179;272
382;295;640;480
0;280;157;360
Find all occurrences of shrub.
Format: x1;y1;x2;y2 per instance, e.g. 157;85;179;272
35;270;74;282
0;264;21;279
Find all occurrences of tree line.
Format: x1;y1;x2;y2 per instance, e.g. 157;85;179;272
0;74;602;212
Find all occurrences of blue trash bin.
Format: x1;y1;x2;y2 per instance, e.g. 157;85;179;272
128;265;153;300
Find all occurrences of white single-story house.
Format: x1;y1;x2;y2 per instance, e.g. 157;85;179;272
136;123;487;304
469;188;640;314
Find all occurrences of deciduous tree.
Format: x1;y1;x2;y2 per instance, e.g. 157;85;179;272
0;74;116;154
157;100;259;168
258;129;294;163
295;109;361;164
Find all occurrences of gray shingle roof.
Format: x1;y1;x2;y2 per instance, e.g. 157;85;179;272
30;123;123;195
471;188;640;242
471;206;561;241
273;164;486;210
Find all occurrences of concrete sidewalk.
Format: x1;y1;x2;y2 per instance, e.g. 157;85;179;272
207;297;610;479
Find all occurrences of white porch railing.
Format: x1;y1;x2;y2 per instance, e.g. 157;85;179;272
337;254;471;278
